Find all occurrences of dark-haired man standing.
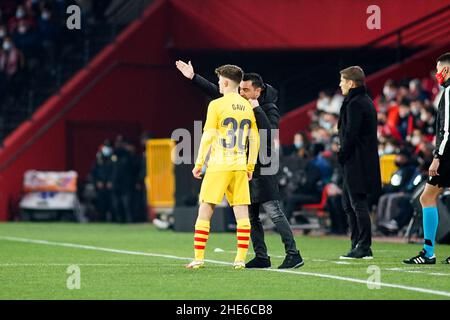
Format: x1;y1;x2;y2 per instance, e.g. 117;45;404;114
404;53;450;265
337;66;381;259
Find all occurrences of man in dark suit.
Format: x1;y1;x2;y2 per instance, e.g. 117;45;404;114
337;66;381;259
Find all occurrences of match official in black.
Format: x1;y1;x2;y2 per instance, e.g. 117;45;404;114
337;66;381;259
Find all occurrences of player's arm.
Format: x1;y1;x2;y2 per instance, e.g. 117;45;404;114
175;60;221;99
433;88;450;160
193;102;218;178
247;115;260;177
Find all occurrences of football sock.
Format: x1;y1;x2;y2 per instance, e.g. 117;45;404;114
422;206;438;258
235;218;251;262
194;219;210;261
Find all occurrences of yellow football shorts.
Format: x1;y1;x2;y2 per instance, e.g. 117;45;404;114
199;170;250;206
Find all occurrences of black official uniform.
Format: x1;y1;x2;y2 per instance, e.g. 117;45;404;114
429;78;450;188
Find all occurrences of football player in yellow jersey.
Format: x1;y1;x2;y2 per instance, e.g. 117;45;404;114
186;65;260;270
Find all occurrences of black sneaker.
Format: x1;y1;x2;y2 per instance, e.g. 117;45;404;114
245;256;271;269
403;249;436;265
444;256;450;264
278;251;304;269
340;247;373;260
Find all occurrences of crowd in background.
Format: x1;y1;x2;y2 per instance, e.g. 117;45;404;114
280;71;444;236
87;133;149;223
0;0;110;112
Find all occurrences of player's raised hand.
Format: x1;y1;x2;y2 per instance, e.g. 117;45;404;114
192;167;202;179
175;60;195;80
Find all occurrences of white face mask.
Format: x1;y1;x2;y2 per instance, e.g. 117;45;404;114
16;9;25;19
41;12;50;20
3;42;12;51
384;145;395;154
411;136;421;146
18;26;27;34
420;113;429;122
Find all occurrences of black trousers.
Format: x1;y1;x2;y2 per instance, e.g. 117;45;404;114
341;184;372;250
249;200;299;259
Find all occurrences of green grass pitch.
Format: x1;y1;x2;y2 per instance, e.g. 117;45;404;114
0;223;449;300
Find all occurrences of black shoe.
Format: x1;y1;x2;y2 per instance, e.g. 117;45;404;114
340;247;373;260
245;256;271;269
403;249;436;265
278;251;304;269
443;256;450;264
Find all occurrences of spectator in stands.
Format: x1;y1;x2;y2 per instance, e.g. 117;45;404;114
316;89;343;115
417;106;436;139
396;98;413;141
13;18;41;63
383;80;398;102
0;36;25;100
376;149;418;227
409;78;430;102
0;24;6;46
325;137;348;234
283;144;329;223
283;131;310;159
38;5;61;71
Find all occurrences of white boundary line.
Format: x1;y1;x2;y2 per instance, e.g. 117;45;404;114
1;236;450;298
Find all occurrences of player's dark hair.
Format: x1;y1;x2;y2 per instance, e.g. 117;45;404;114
243;73;265;89
215;65;243;85
436;53;450;64
340;66;366;86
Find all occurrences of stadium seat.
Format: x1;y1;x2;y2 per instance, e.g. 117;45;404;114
291;184;331;233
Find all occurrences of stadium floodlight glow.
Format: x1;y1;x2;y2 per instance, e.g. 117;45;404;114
390;174;401;187
413;174;423;186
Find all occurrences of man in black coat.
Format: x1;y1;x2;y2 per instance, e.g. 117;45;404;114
176;60;304;269
337;66;381;259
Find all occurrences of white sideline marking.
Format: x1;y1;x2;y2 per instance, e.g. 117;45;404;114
1;236;450;298
385;267;450;277
0;263;135;267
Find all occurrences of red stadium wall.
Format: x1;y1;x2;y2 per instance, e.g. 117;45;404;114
170;0;450;50
0;0;206;220
279;43;450;145
0;0;449;220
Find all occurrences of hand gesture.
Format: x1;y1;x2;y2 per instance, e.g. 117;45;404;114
175;60;195;80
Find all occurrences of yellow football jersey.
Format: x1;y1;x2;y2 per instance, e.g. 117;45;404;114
195;92;259;172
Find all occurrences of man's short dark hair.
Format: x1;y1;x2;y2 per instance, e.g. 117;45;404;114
437;53;450;64
215;64;243;85
243;73;265;89
340;66;366;86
